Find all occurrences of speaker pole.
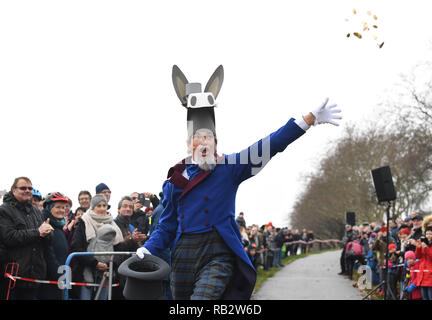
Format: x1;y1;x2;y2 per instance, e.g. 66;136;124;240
383;201;390;300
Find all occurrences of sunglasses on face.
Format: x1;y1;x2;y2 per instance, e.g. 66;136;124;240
17;186;33;191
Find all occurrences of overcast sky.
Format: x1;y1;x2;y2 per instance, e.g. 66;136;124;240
1;0;431;228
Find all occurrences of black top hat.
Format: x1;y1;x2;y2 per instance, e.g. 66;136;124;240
118;254;171;300
172;65;224;137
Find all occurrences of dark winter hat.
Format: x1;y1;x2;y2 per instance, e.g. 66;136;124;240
96;183;110;195
412;215;423;221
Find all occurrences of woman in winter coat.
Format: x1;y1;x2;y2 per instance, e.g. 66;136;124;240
70;194;125;300
37;192;70;300
413;226;432;300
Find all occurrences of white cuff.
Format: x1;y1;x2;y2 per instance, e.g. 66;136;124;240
294;117;311;131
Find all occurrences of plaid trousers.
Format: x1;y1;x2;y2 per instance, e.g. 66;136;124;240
171;229;235;300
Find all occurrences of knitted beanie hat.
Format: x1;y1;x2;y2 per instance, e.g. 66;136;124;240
91;194;108;210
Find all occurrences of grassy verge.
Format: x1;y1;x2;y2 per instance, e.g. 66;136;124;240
253;248;339;293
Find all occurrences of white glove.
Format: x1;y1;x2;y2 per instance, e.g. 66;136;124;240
311;98;342;126
136;247;152;259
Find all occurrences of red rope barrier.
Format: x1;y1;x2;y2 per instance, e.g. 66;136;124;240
4;262;119;300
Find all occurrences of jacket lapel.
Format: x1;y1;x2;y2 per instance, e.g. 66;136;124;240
167;155;225;200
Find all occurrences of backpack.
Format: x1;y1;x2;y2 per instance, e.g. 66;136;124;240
346;240;363;256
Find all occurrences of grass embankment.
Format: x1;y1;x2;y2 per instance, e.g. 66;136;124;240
253;248;339;293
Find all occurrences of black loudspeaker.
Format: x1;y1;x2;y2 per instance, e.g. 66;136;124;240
345;211;356;226
371;165;397;203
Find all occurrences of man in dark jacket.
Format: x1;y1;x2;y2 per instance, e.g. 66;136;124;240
405;215;423;253
113;196;147;299
339;224;355;275
0;177;53;300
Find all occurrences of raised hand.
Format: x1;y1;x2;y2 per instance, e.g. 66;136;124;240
311;98;342;126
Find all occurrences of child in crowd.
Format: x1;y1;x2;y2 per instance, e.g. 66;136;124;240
403;251;422;300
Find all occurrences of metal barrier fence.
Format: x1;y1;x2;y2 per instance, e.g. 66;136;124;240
63;251;135;300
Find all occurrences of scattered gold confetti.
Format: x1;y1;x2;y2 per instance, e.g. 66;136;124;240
345;9;383;48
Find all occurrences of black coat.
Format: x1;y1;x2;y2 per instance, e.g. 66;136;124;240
130;210;149;235
42;210;69;279
0;192;52;288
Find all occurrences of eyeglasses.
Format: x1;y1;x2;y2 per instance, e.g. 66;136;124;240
193;133;215;141
79;197;90;201
17;186;33;191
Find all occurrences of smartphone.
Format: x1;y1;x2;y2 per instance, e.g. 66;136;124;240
138;193;151;207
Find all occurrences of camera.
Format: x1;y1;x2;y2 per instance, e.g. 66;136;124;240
420;236;430;246
138;193;151;207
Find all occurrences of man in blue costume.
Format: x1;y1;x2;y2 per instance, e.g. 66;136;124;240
137;65;342;300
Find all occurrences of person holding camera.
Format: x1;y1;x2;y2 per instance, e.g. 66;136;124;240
129;192;159;236
405;215;424;253
411;225;432;300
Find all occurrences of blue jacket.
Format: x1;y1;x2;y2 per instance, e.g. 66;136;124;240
144;118;305;299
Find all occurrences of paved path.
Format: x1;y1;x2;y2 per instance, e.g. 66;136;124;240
252;250;362;300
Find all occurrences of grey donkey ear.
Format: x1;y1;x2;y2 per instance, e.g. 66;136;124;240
172;65;189;106
204;65;224;99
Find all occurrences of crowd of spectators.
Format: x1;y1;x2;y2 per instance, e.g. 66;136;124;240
0;177;322;300
0;177;163;300
235;212;316;271
339;211;432;300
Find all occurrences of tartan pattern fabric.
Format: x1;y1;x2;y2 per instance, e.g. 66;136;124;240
171;229;235;300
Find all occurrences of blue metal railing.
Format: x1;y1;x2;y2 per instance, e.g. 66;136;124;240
63;251;135;300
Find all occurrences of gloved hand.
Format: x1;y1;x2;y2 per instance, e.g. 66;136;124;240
136;247;152;259
311;98;342;126
405;283;417;293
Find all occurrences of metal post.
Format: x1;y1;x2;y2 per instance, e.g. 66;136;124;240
94;272;108;300
108;255;114;300
384;201;390;300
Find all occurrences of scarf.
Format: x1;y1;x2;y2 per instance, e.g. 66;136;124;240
42;208;66;229
80;209;124;245
186;163;202;180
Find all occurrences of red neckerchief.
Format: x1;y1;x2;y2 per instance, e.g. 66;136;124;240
167;154;224;199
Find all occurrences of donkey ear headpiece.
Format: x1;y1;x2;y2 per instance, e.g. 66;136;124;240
172;65;224;137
